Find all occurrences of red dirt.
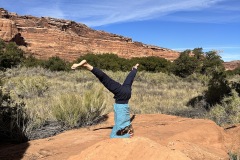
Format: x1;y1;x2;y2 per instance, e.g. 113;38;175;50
0;112;239;160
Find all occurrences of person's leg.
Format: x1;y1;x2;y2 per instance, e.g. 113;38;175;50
71;60;122;95
91;67;123;94
122;64;139;87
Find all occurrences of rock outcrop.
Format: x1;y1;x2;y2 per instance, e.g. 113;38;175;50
0;8;179;62
224;60;240;70
68;137;191;160
0;112;239;160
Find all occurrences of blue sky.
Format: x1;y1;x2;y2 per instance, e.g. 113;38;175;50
1;0;240;61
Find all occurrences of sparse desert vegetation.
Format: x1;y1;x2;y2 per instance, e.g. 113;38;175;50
1;40;240;148
1;66;240;142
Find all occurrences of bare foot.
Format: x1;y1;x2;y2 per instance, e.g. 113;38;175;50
133;63;139;70
71;60;87;70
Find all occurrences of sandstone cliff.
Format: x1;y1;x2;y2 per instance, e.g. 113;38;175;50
224;60;240;70
0;8;179;62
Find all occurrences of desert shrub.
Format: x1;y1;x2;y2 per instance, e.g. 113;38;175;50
77;53;171;72
185;73;210;86
0;65;215;141
233;82;240;96
201;51;225;75
1;75;49;139
232;67;240;75
207;104;227;125
1;68;108;136
21;55;45;68
97;54;124;71
42;56;71;71
3;66;60;79
171;50;200;78
207;90;240;125
3;76;49;99
52;85;106;128
135;71;179;84
192;48;205;61
229;152;240;160
22;97;53;132
0;88;28;143
0;39;5;50
22;55;71;72
82;86;106;124
131;56;171;73
170;49;225;78
52;94;84;127
77;53;123;72
130;71;206;116
226;67;240;77
0;42;25;69
205;69;231;107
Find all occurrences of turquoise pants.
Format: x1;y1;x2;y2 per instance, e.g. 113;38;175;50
110;103;131;138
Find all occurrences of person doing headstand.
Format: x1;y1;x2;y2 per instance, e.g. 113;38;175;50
71;60;139;138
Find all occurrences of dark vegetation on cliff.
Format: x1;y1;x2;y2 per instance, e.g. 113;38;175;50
0;39;240;143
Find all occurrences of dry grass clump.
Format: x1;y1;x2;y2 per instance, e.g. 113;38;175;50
52;87;106;128
3;67;208;117
106;71;208;117
4;76;49;99
130;76;207;117
2;67;108;135
207;90;240;125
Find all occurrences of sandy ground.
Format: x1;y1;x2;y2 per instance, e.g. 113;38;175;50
0;112;239;160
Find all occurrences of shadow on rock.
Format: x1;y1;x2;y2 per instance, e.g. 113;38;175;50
0;142;29;160
93;114;135;131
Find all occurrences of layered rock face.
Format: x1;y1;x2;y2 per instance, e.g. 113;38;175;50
0;8;179;62
224;60;240;70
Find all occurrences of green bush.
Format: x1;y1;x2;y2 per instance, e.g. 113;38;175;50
171;50;199;78
0;42;25;69
229;67;240;75
131;56;171;72
230;80;240;96
77;53;171;72
77;53;125;72
43;56;71;71
22;55;71;71
201;51;225;75
192;48;205;61
0;39;5;49
171;49;225;78
205;69;231;106
21;55;45;68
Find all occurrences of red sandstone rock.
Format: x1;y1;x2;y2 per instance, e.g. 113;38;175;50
0;8;179;62
224;60;240;70
0;112;238;160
